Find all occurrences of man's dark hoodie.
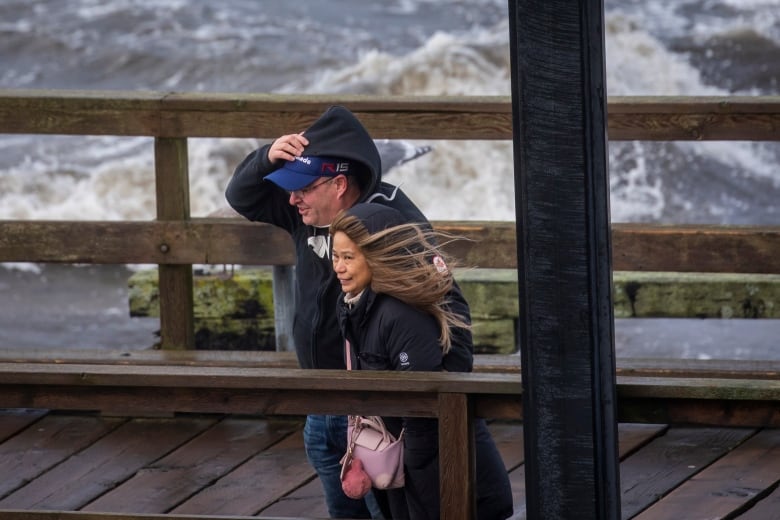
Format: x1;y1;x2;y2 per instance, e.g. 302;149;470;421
225;105;473;371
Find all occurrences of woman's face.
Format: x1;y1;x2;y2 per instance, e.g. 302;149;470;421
332;230;372;295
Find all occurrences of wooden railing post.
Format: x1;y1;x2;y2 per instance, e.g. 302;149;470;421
439;392;476;519
155;137;195;350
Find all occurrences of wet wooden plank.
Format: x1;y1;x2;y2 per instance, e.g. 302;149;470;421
262;423;525;519
489;421;524;470
258;477;330;518
507;465;526;520
618;424;667;458
82;417;299;514
621;427;757;519
634;428;780;519
737;484;780;519
506;423;668;520
0;512;273;520
172;428;313;516
0;409;47;442
0;413;124;499
0;416;217;510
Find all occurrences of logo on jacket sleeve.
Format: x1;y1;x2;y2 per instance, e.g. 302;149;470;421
399;352;410;367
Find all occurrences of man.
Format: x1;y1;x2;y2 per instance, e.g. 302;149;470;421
225;105;473;518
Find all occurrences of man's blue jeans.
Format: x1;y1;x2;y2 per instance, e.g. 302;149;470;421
303;414;383;518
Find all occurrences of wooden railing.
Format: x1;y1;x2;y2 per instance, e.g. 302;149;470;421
1;90;780;519
2;91;779;349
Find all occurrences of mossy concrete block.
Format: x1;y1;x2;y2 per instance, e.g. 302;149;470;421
194;317;276;351
129;268;780;351
129;268;276;320
128;269;160;317
471;319;517;355
129;268;278;350
612;271;780;319
455;269;519;320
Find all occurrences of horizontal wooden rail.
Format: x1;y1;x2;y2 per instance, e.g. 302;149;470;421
617;377;780;427
437;221;780;273
610;224;780;274
0;219;294;265
2;349;780;380
1;90;778;141
2;219;779;273
2;362;780;427
0;363;519;411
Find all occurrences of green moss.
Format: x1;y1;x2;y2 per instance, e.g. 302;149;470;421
129;268;780;352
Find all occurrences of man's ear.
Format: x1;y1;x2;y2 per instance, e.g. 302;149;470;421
335;174;351;196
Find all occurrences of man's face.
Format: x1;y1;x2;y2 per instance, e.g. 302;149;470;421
287;176;342;226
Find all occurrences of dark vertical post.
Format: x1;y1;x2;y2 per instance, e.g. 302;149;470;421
508;1;621;519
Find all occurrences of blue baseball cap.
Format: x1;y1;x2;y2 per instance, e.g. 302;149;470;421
265;155;354;191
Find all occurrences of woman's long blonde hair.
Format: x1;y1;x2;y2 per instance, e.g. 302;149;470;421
330;210;470;353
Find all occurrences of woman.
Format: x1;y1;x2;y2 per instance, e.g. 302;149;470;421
331;202;513;520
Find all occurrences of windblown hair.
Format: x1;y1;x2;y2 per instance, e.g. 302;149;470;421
330;211;470;353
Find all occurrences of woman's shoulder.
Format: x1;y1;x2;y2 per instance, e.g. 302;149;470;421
374;293;415;314
373;294;436;328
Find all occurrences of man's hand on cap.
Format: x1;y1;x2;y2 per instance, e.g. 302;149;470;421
269;133;309;163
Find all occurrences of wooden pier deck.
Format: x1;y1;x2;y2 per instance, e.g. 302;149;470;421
1;408;780;519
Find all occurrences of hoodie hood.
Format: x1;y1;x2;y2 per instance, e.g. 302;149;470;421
300;105;382;199
345;202;406;234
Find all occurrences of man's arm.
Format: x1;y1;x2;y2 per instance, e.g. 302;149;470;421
225;143;298;231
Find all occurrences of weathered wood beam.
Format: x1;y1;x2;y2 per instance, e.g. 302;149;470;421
2;220;778;273
0;363;523;425
0;219;295;265
439;393;477;518
155;137;194;350
1;350;779;381
436;221;780;273
607;96;780;141
0;363;520;395
2;362;779;426
0;90;777;140
618;377;780;427
611;224;780;274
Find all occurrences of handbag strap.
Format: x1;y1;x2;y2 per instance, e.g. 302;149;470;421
345;339;353;371
344;343;404;443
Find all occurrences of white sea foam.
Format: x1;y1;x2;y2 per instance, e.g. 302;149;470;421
0;0;776;227
605;13;724;95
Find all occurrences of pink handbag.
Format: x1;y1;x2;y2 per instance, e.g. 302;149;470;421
340;414;405;496
340;340;405;498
